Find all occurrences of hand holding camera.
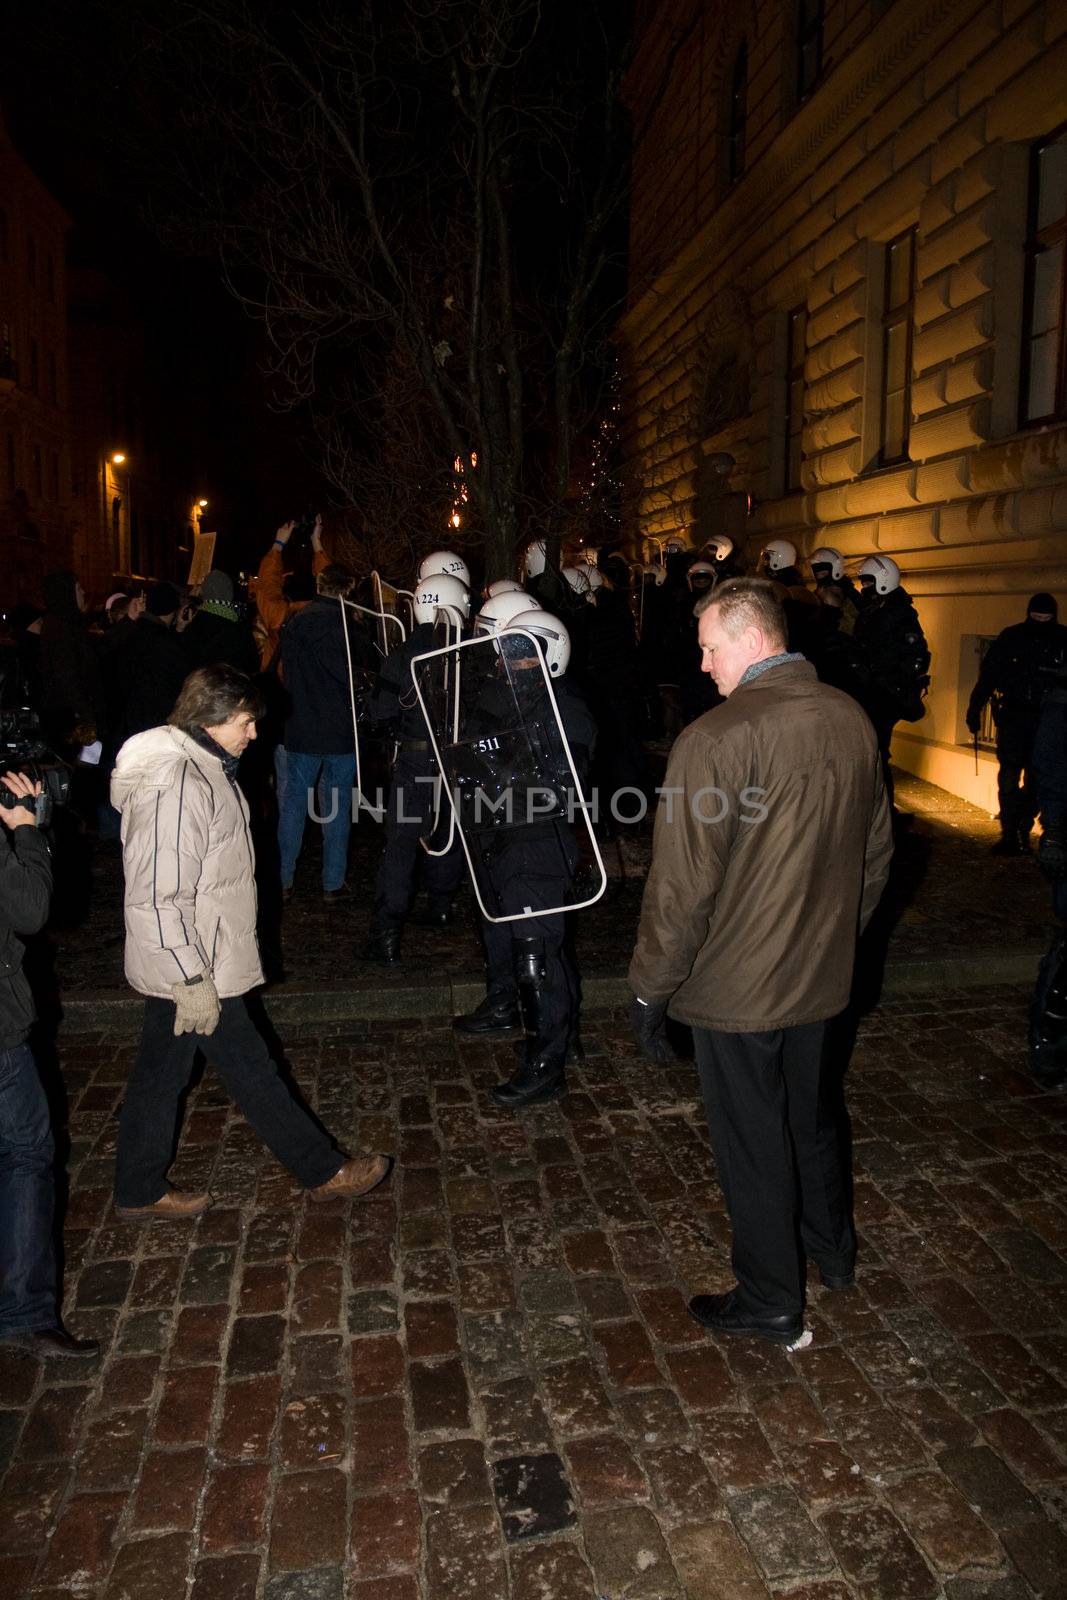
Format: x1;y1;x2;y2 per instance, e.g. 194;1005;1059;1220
0;770;43;830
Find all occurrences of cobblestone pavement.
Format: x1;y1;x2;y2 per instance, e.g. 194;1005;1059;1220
2;989;1067;1598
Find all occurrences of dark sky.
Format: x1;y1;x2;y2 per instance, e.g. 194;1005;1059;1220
1;5;325;574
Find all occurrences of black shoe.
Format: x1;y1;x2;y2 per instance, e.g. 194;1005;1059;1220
990;835;1025;856
1;1325;101;1359
566;1039;585;1068
410;904;454;929
455;997;522;1037
323;883;352;904
492;1056;566;1109
816;1265;855;1290
363;927;402;964
688;1290;802;1345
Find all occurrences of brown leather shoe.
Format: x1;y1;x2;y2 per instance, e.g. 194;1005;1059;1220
308;1154;391;1203
115;1188;212;1220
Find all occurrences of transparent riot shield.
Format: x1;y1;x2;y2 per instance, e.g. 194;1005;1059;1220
410;629;607;923
417;607;464;860
338;597;390;819
370;571;408;657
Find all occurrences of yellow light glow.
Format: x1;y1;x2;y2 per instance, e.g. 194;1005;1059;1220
451;512;461;528
110;451;126;465
198;498;208;508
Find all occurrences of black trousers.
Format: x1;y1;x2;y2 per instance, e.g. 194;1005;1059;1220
694;1020;854;1317
995;714;1039;836
374;750;464;927
479;830;580;1066
114;997;342;1207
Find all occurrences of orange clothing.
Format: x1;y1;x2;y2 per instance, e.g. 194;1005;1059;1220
255;545;329;669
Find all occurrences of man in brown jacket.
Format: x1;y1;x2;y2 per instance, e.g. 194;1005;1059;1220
629;578;892;1344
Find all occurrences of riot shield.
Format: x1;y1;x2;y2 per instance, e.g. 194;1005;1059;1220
417;609;464;859
370;571;408;657
410;629;607;923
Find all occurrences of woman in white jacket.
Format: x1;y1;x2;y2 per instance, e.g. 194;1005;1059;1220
110;664;388;1217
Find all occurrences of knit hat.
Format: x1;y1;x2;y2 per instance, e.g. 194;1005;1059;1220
199;570;234;605
146;581;180;617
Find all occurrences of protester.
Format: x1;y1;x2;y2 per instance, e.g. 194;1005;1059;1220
255;517;330;671
966;594;1067;855
629;577;892;1343
180;570;259;674
0;769;99;1358
109;664;390;1216
277;564;376;901
116;582;191;741
38;570;106;753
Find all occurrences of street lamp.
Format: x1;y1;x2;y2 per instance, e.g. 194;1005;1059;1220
110;451;126;465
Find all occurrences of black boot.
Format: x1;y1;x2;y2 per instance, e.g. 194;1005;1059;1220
363;925;402;964
1030;932;1067;1091
454;994;522;1036
492;1048;566;1109
990;827;1024;856
410;899;454;929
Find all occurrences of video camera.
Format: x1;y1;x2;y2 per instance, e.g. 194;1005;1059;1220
0;709;71;828
288;508;319;549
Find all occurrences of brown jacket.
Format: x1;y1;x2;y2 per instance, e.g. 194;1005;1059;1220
629;659;892;1031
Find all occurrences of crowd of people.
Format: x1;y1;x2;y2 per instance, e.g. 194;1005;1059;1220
0;515;1063;1360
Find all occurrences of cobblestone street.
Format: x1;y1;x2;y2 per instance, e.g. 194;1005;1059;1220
2;986;1066;1598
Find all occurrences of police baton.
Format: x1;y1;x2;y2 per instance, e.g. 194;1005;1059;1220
973;729;980;775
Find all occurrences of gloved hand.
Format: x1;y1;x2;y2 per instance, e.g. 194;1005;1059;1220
1038;831;1067;887
965;709;981;736
629;995;677;1065
172;975;221;1037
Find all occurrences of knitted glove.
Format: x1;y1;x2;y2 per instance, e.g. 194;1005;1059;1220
171;975;221;1037
629;996;678;1065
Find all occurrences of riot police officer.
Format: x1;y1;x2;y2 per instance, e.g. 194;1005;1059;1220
853;555;930;805
363;572;470;962
1027;675;1067;1091
966;593;1067;855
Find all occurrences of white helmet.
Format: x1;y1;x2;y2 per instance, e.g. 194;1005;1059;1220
561;565;591;596
663;536;686;554
521;538;546;580
585;568;605;601
809;546;845;580
485;578;527;599
687;561;717;592
703;535;734;563
858;554;901;595
475;590;546;635
502;609;571;677
641;563;666;587
413;573;471;625
418;550;470;587
762;539;797;574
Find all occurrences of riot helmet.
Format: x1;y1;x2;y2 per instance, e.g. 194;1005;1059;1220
703;535;734;563
561;565;591;596
475;590;547;636
858;555;900;596
809;545;845;582
687;561;718;594
501;609;572;677
485;578;527;599
413;573;471;625
521;538;546;580
418;550;471;587
762;539;797;575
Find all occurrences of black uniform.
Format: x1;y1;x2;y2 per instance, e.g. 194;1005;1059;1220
853;584;930;802
462;661;596;1105
966;595;1067;851
368;622;464;946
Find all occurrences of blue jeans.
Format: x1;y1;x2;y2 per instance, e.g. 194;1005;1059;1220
0;1042;58;1334
278;750;357;892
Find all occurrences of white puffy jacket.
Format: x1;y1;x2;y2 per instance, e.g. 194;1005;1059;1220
110;726;263;1000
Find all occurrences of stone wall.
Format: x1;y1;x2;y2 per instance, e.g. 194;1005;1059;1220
620;0;1067;807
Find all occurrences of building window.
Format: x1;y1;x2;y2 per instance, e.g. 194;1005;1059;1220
1020;127;1067;427
32;444;43;497
796;0;824;102
47;352;58;405
784;306;807;492
728;41;747;184
879;228;916;465
27;235;36;287
29;340;39;394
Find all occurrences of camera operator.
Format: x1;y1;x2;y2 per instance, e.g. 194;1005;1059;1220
0;770;99;1358
255;515;329;672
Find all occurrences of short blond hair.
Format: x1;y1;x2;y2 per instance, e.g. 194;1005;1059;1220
696;576;787;649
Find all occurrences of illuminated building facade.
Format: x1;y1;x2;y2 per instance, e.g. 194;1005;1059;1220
619;0;1067;807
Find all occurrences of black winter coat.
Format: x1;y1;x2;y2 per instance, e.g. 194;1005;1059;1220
181;609;260;677
280;596;377;755
853;586;930;720
117;617;191;741
370;622;438;742
967;619;1067;727
0;823;51;1048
